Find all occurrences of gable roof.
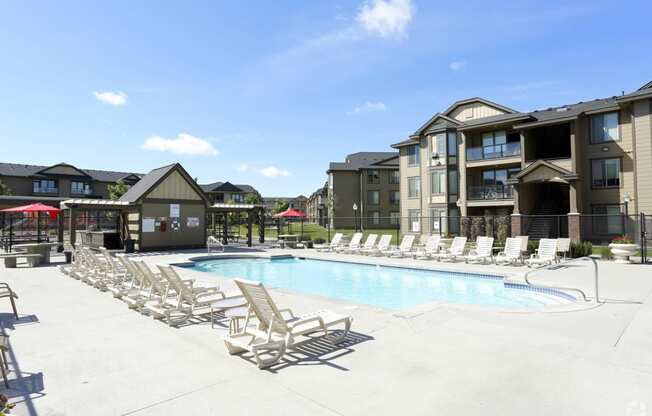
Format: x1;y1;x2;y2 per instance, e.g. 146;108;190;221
509;160;578;184
119;163;209;204
199;181;258;194
0;162;142;182
442;97;518;117
36;162;91;177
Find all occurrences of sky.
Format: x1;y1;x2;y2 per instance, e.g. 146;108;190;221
1;0;651;197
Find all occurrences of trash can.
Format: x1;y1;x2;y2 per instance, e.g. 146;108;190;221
124;239;135;254
64;251;72;264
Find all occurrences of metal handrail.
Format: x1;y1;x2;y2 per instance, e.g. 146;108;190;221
523;256;600;303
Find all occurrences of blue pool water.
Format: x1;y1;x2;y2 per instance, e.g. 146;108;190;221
184;257;570;310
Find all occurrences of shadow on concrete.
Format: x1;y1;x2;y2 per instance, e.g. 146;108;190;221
232;331;375;373
0;314;39;330
2;338;45;416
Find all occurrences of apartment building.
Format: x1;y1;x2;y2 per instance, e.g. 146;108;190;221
0;162;142;209
199;181;261;205
392;80;652;241
306;183;328;226
327;152;400;229
263;196;308;214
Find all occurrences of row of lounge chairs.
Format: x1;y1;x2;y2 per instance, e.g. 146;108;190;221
59;246;353;369
316;233;568;267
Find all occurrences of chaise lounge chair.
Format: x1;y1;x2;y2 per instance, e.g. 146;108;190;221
361;234;392;256
494;237;523;265
207;236;225;253
335;233;363;253
383;234;415;258
435;236;467;261
412;235;442;259
315;233;343;252
525;238;558;267
224;279;352;369
345;234;377;254
464;236;494;264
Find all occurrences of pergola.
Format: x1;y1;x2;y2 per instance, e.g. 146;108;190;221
206;203;265;247
58;199;135;248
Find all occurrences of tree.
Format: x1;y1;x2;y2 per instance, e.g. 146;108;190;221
245;193;262;205
108;181;129;200
0;179;11;196
274;200;289;214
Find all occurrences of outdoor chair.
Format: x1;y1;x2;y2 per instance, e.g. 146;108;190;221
315;233;343;252
0;284;19;320
383;234;416;258
435;237;467;261
335;233;363;253
413;235;442;259
525;239;558;267
556;238;571;262
207;236;224;253
464;236;495;264
224;279;352;369
361;234;392;256
495;238;523;265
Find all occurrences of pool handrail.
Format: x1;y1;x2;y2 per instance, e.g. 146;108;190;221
523;256;600;303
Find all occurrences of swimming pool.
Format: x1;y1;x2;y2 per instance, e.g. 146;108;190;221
183;257;572;310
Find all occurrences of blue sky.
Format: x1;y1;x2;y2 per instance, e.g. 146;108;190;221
1;0;650;197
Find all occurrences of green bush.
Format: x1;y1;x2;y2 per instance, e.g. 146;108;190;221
496;216;511;242
299;235;312;242
599;246;612;260
527;240;539;255
569;240;592;258
470;217;485;241
460;217;472;238
485;216;495;239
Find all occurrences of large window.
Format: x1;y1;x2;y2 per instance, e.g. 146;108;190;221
431;133;446;157
482;167;520;186
232;193;245;203
390;211;400;225
408;209;420;232
592;158;621;188
367;170;380;184
448;170;458;195
408;177;420;198
430;171;446;194
367;190;380;205
407;145;420;165
389;190;400;205
32;179;57;194
71;181;92;195
368;211;380;225
447;132;457;156
430;208;447;233
592;204;623;235
591;112;619;143
389;170;400;184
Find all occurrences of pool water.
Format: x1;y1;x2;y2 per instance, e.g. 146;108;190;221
184;257;571;310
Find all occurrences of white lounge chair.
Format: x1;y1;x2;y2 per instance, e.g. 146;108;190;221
464;236;494;264
495;237;523;265
413;235;442;259
335;233;363;253
525;239;558;267
361;234;392;256
435;237;467;261
346;234;377;254
556;238;571;262
518;235;529;258
383;234;415;258
124;261;172;310
224;279;352;369
315;233;343;252
207;236;224;253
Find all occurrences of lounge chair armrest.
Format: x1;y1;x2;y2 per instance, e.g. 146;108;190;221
289;315;325;330
182;279;195;287
277;308;296;319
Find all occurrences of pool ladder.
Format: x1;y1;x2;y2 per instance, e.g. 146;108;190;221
523;256;601;303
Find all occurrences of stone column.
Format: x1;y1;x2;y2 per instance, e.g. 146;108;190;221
458;132;468;217
568;212;581;241
511;214;522;237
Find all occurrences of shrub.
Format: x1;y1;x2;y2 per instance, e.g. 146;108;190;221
313;237;326;245
485;216;495;238
569;240;592;258
460;217;472;238
470;217;485;241
496;216;511;242
612;235;635;244
599;246;612;260
299;235;312;242
527;240;539;255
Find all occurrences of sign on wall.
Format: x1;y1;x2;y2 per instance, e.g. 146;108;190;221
142;218;155;233
170;204;180;217
187;217;200;228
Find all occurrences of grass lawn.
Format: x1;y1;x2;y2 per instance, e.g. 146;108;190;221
229;222;402;245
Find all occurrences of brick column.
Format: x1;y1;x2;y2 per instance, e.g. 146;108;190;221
568;213;580;241
511;214;522;237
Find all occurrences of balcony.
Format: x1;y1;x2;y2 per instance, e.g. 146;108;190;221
466;142;521;161
33;187;58;194
468;185;514;200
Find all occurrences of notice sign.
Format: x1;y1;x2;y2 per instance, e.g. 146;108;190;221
142;218;155;233
170;204;180;217
187;217;200;228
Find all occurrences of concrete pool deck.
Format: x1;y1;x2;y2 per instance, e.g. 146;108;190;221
1;247;652;415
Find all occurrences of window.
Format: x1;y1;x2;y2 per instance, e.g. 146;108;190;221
430;171;446;194
368;211;380;225
232;193;245;203
591;112;619;143
592;158;621;188
431;133;446;157
430;208;447;232
389;170;400;184
407;145;420;165
367;170;380;184
389;190;400;205
214;193;225;203
367;190;380;205
408;177;420;198
448;170;458;195
447;132;457;156
32;179;57;193
71;181;92;195
592;205;623;235
408;210;420;232
390;212;400;225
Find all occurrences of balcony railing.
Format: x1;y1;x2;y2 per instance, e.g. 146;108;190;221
467;142;521;161
468;185;514;200
33;187;58;194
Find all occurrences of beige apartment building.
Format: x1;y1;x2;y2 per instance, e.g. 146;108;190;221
199;181;261;205
392;80;652;242
327;152;400;229
306;182;328;226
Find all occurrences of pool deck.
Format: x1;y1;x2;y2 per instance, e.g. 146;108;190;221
2;246;652;415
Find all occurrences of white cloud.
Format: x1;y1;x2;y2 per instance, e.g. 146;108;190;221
236;163;250;172
449;61;466;71
140;133;219;156
257;166;291;178
347;101;387;115
356;0;415;39
93;91;128;106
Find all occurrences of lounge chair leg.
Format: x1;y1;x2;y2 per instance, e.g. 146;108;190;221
0;354;8;388
223;339;247;355
9;297;18;320
252;342;286;369
326;318;352;344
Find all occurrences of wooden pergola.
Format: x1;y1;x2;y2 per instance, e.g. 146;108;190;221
59;199;135;248
206;203;265;247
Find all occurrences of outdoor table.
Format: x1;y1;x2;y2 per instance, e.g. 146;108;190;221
225;306;249;335
210;298;248;329
12;242;59;265
278;234;299;248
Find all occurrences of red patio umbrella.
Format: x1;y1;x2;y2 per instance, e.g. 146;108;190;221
272;208;306;218
1;203;61;219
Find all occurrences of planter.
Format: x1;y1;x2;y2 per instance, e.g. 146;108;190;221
608;243;638;264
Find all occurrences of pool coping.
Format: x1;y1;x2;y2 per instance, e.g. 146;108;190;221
169;252;589;315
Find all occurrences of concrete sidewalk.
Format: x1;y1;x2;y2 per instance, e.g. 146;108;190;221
1;249;651;415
